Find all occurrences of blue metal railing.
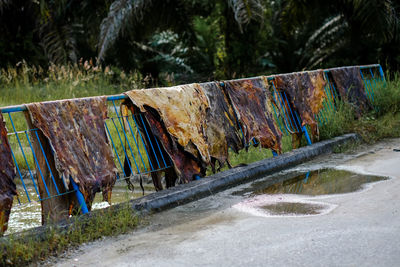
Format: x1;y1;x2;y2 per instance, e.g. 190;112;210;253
1;96;172;213
318;64;385;124
269;77;313;146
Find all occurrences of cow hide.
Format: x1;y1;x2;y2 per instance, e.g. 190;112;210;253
223;77;282;153
26;97;117;209
0;112;17;234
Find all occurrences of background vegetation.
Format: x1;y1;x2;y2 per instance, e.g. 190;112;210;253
1;0;400;85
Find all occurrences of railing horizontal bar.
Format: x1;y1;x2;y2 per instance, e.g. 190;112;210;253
38;189;76;202
0;94;128;113
0;105;27;113
7;128;39;135
325;64;381;72
107;94;128;101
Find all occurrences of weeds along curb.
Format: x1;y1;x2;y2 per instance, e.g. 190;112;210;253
1;133;359;244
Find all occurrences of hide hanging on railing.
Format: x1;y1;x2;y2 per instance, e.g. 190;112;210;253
25;97;118;210
125;84;210;164
223;78;283;153
0;112;17;234
199;82;243;171
329;66;373;117
124;85;211;183
273;70;327;142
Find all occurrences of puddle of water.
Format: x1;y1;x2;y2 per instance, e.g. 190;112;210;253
233;169;387;217
260;202;325;215
6;182;155;235
236;169;387;197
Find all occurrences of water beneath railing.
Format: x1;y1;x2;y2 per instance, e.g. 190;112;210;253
6;181;155;235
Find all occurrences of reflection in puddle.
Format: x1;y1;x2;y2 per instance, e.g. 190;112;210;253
233;169;387;217
260;202;325;215
237;169;387;197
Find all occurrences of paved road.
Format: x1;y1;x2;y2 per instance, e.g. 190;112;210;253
55;139;400;267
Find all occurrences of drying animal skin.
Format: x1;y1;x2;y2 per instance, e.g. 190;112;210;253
273;70;327;141
122;100;204;184
329;66;372;117
0;112;17;234
308;70;328;119
199;82;243;170
125;84;210;164
223;78;282;153
26;97;117;209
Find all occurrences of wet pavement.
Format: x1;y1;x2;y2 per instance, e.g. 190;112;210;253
53;139;400;267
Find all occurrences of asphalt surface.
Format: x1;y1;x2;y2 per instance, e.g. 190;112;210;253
54;139;400;267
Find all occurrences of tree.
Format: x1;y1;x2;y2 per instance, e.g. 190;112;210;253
97;0;267;80
268;0;400;72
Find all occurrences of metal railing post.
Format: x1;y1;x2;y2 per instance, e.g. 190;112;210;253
302;126;312;145
70;177;89;214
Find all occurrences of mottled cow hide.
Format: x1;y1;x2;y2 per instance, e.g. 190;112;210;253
273;70;327;141
26;97;117;209
199;82;243;170
0;112;17;234
223;77;282;153
124;85;209;182
330;66;372;117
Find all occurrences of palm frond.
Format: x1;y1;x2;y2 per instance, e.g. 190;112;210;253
132;39;194;73
304;15;345;51
39;23;79;64
0;0;10;13
353;0;398;42
98;0;152;61
302;15;348;68
227;0;264;32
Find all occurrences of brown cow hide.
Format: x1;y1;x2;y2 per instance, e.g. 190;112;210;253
124;84;210;164
121;100;204;183
0;112;17;234
140;106;204;183
308;70;328;117
273;70;327;141
199;82;243;169
330;66;372;117
223;77;282;153
26;97;117;208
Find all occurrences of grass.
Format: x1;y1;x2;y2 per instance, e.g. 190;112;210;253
319;74;400;144
1;203;141;266
228;135;293;165
0;60;145;106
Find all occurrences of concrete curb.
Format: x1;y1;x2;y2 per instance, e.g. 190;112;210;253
127;133;359;212
2;133;358;242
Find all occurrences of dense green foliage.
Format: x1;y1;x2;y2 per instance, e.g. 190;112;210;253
1;0;400;84
319;74;400;143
